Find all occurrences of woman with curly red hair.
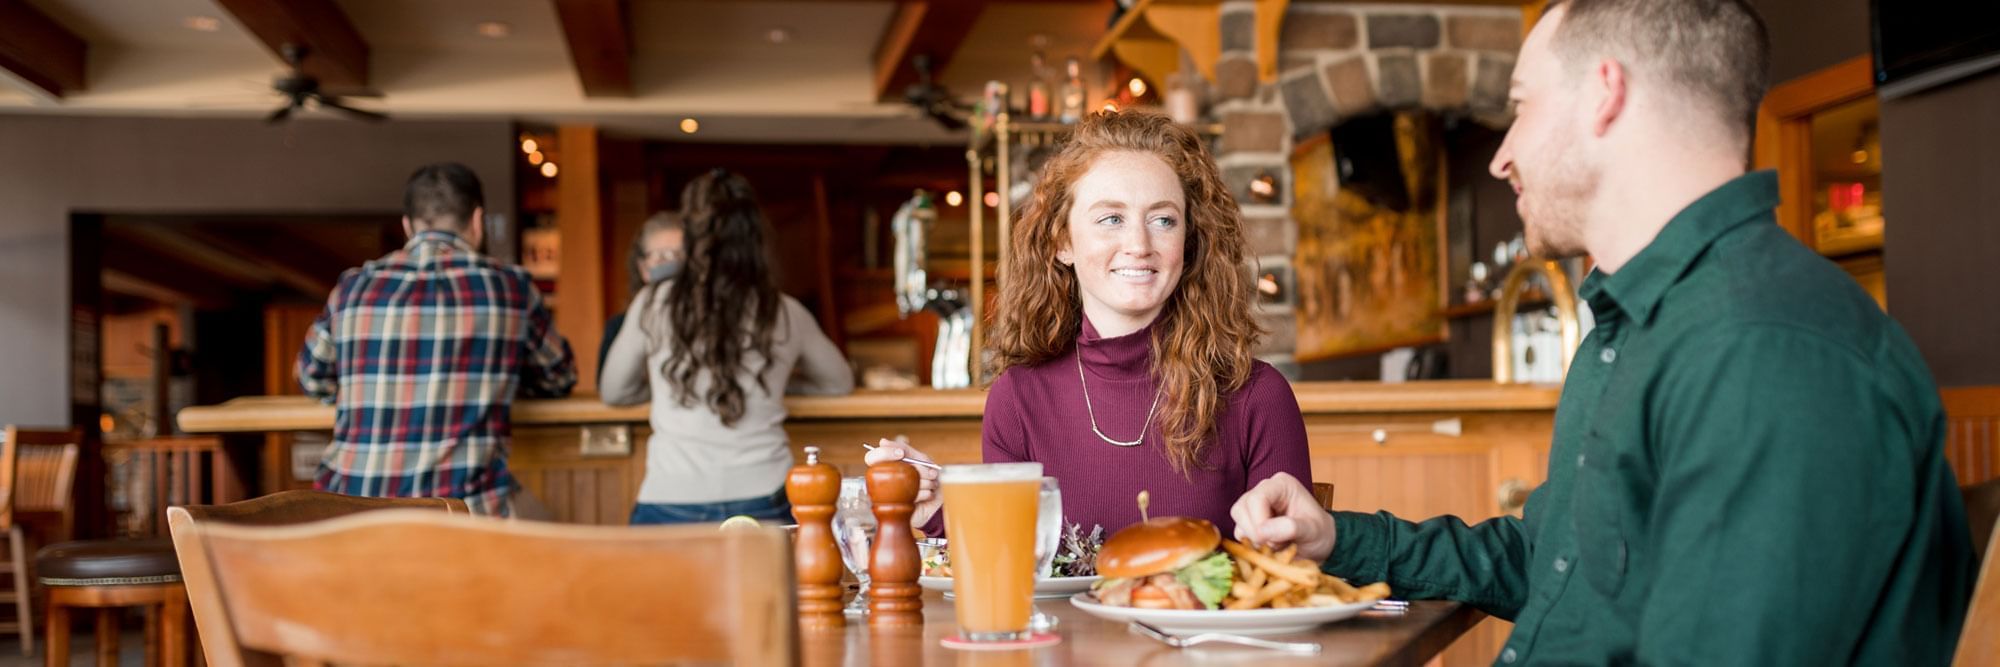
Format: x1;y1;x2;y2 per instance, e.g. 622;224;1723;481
869;111;1311;537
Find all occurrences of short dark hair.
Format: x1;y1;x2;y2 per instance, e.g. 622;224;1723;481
403;162;485;231
1546;0;1771;143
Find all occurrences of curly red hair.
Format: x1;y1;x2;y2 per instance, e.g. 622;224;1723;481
987;111;1264;474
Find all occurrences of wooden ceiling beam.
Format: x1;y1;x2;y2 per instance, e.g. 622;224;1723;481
553;0;634;98
0;0;86;99
873;1;990;101
212;0;370;89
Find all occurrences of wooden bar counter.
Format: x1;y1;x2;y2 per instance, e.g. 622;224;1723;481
178;380;1558;528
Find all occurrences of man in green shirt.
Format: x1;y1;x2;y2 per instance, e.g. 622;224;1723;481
1232;0;1976;664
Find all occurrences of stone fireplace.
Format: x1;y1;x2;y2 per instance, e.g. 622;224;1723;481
1207;2;1525;365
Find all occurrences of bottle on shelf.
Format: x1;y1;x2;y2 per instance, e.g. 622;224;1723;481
1059;56;1088;123
1026;51;1053;120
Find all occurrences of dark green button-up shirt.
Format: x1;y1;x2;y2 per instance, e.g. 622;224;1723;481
1326;172;1975;665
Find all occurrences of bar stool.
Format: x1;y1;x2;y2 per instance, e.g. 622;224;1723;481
1;426;84;657
35;539;187;667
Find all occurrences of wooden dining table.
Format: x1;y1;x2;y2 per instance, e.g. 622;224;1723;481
800;592;1484;667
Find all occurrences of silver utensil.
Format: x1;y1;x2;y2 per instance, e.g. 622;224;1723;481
1127;620;1323;654
1363;600;1409;617
860;442;944;470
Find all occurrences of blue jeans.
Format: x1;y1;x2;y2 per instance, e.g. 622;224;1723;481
628;487;792;525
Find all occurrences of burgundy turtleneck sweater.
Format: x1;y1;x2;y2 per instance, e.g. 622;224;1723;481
962;316;1311;539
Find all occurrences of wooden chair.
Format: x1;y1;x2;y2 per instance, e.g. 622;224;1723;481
168;509;795;666
1313;482;1336;510
104;436;242;537
0;426;82;656
173;489;468;527
1959;481;2000;667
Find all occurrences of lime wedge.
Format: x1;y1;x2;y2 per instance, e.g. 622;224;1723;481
718;515;762;531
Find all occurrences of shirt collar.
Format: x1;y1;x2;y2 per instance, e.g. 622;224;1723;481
404;229;479;255
1594;170;1778;326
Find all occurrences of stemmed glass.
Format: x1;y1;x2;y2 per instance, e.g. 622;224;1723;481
831;477;875;617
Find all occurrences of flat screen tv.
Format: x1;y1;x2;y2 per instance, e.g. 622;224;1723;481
1871;1;2000;99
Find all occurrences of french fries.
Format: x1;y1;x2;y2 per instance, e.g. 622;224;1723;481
1217;539;1391;611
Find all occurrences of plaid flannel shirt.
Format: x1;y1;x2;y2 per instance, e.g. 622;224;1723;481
298;230;576;516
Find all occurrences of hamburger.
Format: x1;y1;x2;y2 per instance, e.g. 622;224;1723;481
1090;516;1235;610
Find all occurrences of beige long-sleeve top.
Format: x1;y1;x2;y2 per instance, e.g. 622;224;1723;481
600;283;854;504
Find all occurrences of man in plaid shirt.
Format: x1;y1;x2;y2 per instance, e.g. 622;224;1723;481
298;163;576;516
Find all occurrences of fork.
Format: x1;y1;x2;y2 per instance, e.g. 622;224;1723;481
860;442;944;470
1127;620;1323;654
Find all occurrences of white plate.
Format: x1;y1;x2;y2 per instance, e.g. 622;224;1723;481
918;575;1103;600
1066;592;1374;636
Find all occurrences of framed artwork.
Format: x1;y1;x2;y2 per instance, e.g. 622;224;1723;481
1291;112;1448;361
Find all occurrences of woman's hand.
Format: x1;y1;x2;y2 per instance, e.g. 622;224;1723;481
862;436;942;527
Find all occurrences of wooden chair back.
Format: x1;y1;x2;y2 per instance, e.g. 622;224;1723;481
1312;482;1336;511
1944;386;2000;487
1;426;81;538
1956;504;2000;667
167;510;796;667
173;490;469;527
106;436;242;536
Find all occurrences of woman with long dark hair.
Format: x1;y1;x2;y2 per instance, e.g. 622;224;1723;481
602;169;853;524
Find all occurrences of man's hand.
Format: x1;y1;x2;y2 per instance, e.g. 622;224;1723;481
1229;472;1336;562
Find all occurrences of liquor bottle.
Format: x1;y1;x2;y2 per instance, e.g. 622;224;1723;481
1027;51;1053;120
1059;56;1088;123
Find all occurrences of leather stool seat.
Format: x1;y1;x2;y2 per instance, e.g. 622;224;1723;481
35;539;180;587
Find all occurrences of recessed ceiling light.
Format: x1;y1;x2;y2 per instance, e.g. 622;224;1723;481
541;162;559;178
182;16;221;32
477;21;512;39
766;28;792;44
679;118;699;134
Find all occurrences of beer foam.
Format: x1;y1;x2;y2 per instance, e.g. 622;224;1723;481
940;462;1043;483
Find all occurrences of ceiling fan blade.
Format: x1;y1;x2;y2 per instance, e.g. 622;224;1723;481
266;105;294;124
317;97;388;122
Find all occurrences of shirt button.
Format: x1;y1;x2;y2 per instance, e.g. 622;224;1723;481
1577;453;1587;468
1502;647;1519;663
1600;348;1618;363
1554;557;1570;573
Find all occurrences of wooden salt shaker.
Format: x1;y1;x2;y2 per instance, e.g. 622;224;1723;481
786;446;844;629
866;460;924;625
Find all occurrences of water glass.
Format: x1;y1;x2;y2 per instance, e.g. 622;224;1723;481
831;477;875;616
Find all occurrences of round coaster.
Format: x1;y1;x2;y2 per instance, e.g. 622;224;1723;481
940;632;1062;651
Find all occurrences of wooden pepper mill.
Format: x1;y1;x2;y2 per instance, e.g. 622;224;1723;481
866;460;924;625
786;446;845;629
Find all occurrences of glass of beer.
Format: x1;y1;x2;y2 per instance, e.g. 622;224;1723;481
940;462;1044;642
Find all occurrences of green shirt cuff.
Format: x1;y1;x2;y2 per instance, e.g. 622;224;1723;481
1325;510;1390;583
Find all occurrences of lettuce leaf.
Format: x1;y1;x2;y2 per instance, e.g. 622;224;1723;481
1173;552;1235;609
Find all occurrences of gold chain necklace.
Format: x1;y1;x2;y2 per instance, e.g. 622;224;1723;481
1076;351;1162;447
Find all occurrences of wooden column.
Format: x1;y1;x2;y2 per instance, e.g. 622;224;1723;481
811;173;845;350
556;125;607;393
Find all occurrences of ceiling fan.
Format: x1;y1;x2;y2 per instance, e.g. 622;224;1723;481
902;54;968;131
267;43;386;124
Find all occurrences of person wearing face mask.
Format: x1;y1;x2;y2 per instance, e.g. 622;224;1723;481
600;170;854;525
867;111;1311;539
597;212;686;384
